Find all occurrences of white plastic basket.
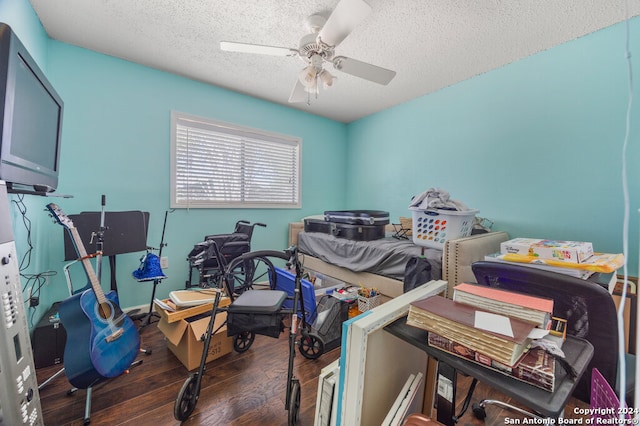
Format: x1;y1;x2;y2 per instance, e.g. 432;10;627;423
410;208;479;249
357;294;381;312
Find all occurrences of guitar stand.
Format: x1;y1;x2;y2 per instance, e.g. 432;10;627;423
130;277;162;328
37;366;90;424
39;376;93;426
38;356;145;425
66;358;145;425
43;197;149;425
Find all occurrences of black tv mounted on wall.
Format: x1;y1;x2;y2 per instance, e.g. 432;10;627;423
0;23;63;193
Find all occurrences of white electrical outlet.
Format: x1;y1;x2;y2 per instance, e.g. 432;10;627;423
160;256;169;269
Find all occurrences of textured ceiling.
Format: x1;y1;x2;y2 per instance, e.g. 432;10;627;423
29;0;640;123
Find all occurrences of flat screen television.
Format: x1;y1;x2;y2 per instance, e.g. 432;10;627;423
0;23;63;193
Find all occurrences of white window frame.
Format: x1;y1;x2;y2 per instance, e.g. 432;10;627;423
170;111;302;209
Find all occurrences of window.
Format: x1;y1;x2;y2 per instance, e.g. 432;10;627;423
171;112;301;208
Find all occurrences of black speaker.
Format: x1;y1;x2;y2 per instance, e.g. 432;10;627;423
32;302;67;369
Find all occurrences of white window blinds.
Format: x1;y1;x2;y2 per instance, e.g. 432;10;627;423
171;112;301;208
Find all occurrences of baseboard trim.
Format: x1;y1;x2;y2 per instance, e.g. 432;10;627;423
124;304;150;315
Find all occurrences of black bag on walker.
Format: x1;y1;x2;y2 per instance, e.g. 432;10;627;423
226;290;287;338
403;256;432;293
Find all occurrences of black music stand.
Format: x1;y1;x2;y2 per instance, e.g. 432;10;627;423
62;211;150;294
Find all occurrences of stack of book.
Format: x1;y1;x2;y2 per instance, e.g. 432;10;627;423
427;333;555;391
452;282;553;329
482;238;625;278
408;296;536;368
408;291;556;391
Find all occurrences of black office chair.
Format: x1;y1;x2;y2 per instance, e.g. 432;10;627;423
470;261;635;417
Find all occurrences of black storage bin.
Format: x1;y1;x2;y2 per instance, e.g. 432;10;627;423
226;290;287;338
312;295;350;351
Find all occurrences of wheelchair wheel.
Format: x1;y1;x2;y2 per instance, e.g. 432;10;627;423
227;256;276;295
287;378;301;426
298;332;324;360
174;374;200;421
233;331;255;352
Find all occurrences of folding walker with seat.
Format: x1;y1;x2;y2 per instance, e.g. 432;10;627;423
173;246;325;425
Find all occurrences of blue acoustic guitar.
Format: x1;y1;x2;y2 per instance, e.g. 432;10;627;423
47;203;141;389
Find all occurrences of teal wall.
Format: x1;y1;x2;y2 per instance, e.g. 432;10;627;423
41;42;348;311
1;0;348;324
347;18;640;276
1;0;61;326
2;0;639;328
0;0;48;69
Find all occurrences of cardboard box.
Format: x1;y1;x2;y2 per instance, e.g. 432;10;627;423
500;238;594;263
154;295;230;323
156;299;233;370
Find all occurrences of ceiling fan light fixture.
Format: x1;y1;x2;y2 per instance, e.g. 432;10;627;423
220;0;395;104
299;65;317;88
304;84;319;95
318;69;335;88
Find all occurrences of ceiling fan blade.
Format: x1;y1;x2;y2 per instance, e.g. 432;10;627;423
288;80;308;103
332;56;396;85
220;41;297;57
317;0;372;47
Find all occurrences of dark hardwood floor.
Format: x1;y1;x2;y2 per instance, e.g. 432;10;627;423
35;315;590;426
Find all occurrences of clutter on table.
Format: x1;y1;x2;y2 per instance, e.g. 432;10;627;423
357;285;381;312
489;238;625;276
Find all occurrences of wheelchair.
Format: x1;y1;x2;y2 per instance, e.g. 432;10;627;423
173;247;324;425
185;220;267;292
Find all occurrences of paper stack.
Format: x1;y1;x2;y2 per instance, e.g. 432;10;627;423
407;295;539;367
482;238;625;277
483;252;595;279
500;238;594;263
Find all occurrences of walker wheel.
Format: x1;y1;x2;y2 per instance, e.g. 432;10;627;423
472;403;486;420
298;332;324;359
287;379;301;425
233;331;255;353
174;374;200;421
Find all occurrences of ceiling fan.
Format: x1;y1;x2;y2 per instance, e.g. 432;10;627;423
220;0;396;103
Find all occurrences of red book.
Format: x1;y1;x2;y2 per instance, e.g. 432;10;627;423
453;283;553;329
